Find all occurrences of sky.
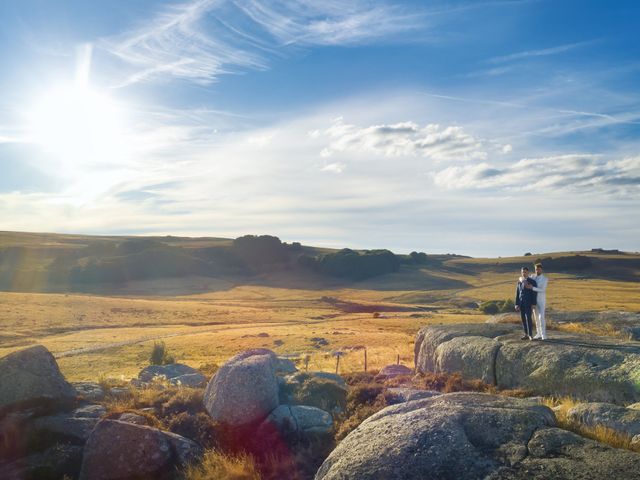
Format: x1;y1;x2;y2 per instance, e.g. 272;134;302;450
0;0;639;257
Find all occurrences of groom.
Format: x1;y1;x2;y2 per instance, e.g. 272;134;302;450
515;266;537;340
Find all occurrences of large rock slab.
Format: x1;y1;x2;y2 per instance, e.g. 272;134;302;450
203;349;279;426
415;324;640;403
315;392;640;480
79;419;202;480
0;345;77;412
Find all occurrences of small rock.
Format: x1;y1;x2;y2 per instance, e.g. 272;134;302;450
72;382;105;402
168;372;207;387
385;388;441;404
115;412;149;425
138;363;201;383
374;364;413;381
260;405;333;436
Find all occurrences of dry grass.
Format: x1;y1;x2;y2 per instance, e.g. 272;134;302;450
542;396;640;453
550;321;628;339
181;450;261;480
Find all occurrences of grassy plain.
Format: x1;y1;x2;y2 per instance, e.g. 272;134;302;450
1;232;639;382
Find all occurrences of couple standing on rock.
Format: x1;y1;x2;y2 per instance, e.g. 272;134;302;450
515;263;548;341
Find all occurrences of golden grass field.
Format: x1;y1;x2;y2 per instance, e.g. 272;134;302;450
1;259;639;382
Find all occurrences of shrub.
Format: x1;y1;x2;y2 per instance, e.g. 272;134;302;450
150;341;175;365
294;378;347;413
479;299;515;315
161;388;204;416
166;412;217;449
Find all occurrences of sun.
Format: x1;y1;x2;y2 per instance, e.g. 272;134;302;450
27;84;129;169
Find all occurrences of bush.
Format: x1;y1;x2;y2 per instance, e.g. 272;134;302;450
149;341;175;365
479;299;514;315
166;412;217;449
294;378;347;414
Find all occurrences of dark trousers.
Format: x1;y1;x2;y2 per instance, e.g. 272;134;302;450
520;305;533;337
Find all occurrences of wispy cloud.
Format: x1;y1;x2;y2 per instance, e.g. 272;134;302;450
487;40;595;64
104;0;424;87
434;154;640;196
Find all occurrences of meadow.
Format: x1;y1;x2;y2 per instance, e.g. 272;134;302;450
0;232;638;381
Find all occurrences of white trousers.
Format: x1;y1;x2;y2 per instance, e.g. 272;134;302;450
534;299;546;338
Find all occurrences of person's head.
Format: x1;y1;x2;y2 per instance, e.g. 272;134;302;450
535;263;543;275
521;266;529;278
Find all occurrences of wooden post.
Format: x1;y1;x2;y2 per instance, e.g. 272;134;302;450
335;355;340;374
364;348;368;372
397;354;400;365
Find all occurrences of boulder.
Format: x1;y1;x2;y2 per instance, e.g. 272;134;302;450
203;349;279;426
138;363;203;383
0;444;83;480
567;402;640;438
0;345;77;412
315;392;640;480
260;405;333;436
31;413;100;443
374;364;413;381
415;324;640;403
79;419;202;480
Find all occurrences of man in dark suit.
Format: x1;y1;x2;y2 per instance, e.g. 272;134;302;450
515;266;537;340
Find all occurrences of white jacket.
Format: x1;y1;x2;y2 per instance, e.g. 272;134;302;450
531;274;548;303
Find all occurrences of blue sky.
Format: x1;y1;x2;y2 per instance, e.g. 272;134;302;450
1;0;639;256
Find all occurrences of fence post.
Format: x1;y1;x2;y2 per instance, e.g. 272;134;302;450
397;354;400;365
335;355;340;374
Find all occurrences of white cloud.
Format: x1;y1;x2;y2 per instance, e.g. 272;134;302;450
104;0;423;87
434;154;640;196
317;118;495;161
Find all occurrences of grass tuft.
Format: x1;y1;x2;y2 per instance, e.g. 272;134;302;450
182;450;261;480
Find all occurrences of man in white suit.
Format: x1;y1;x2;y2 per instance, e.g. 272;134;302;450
526;263;548;340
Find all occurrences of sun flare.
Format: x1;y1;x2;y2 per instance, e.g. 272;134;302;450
27;84;129;168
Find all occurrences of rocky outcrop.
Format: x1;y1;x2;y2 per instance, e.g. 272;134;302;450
315;392;640;480
0;345;77;412
203;349;279;426
415;324;640;403
79;419;202;480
